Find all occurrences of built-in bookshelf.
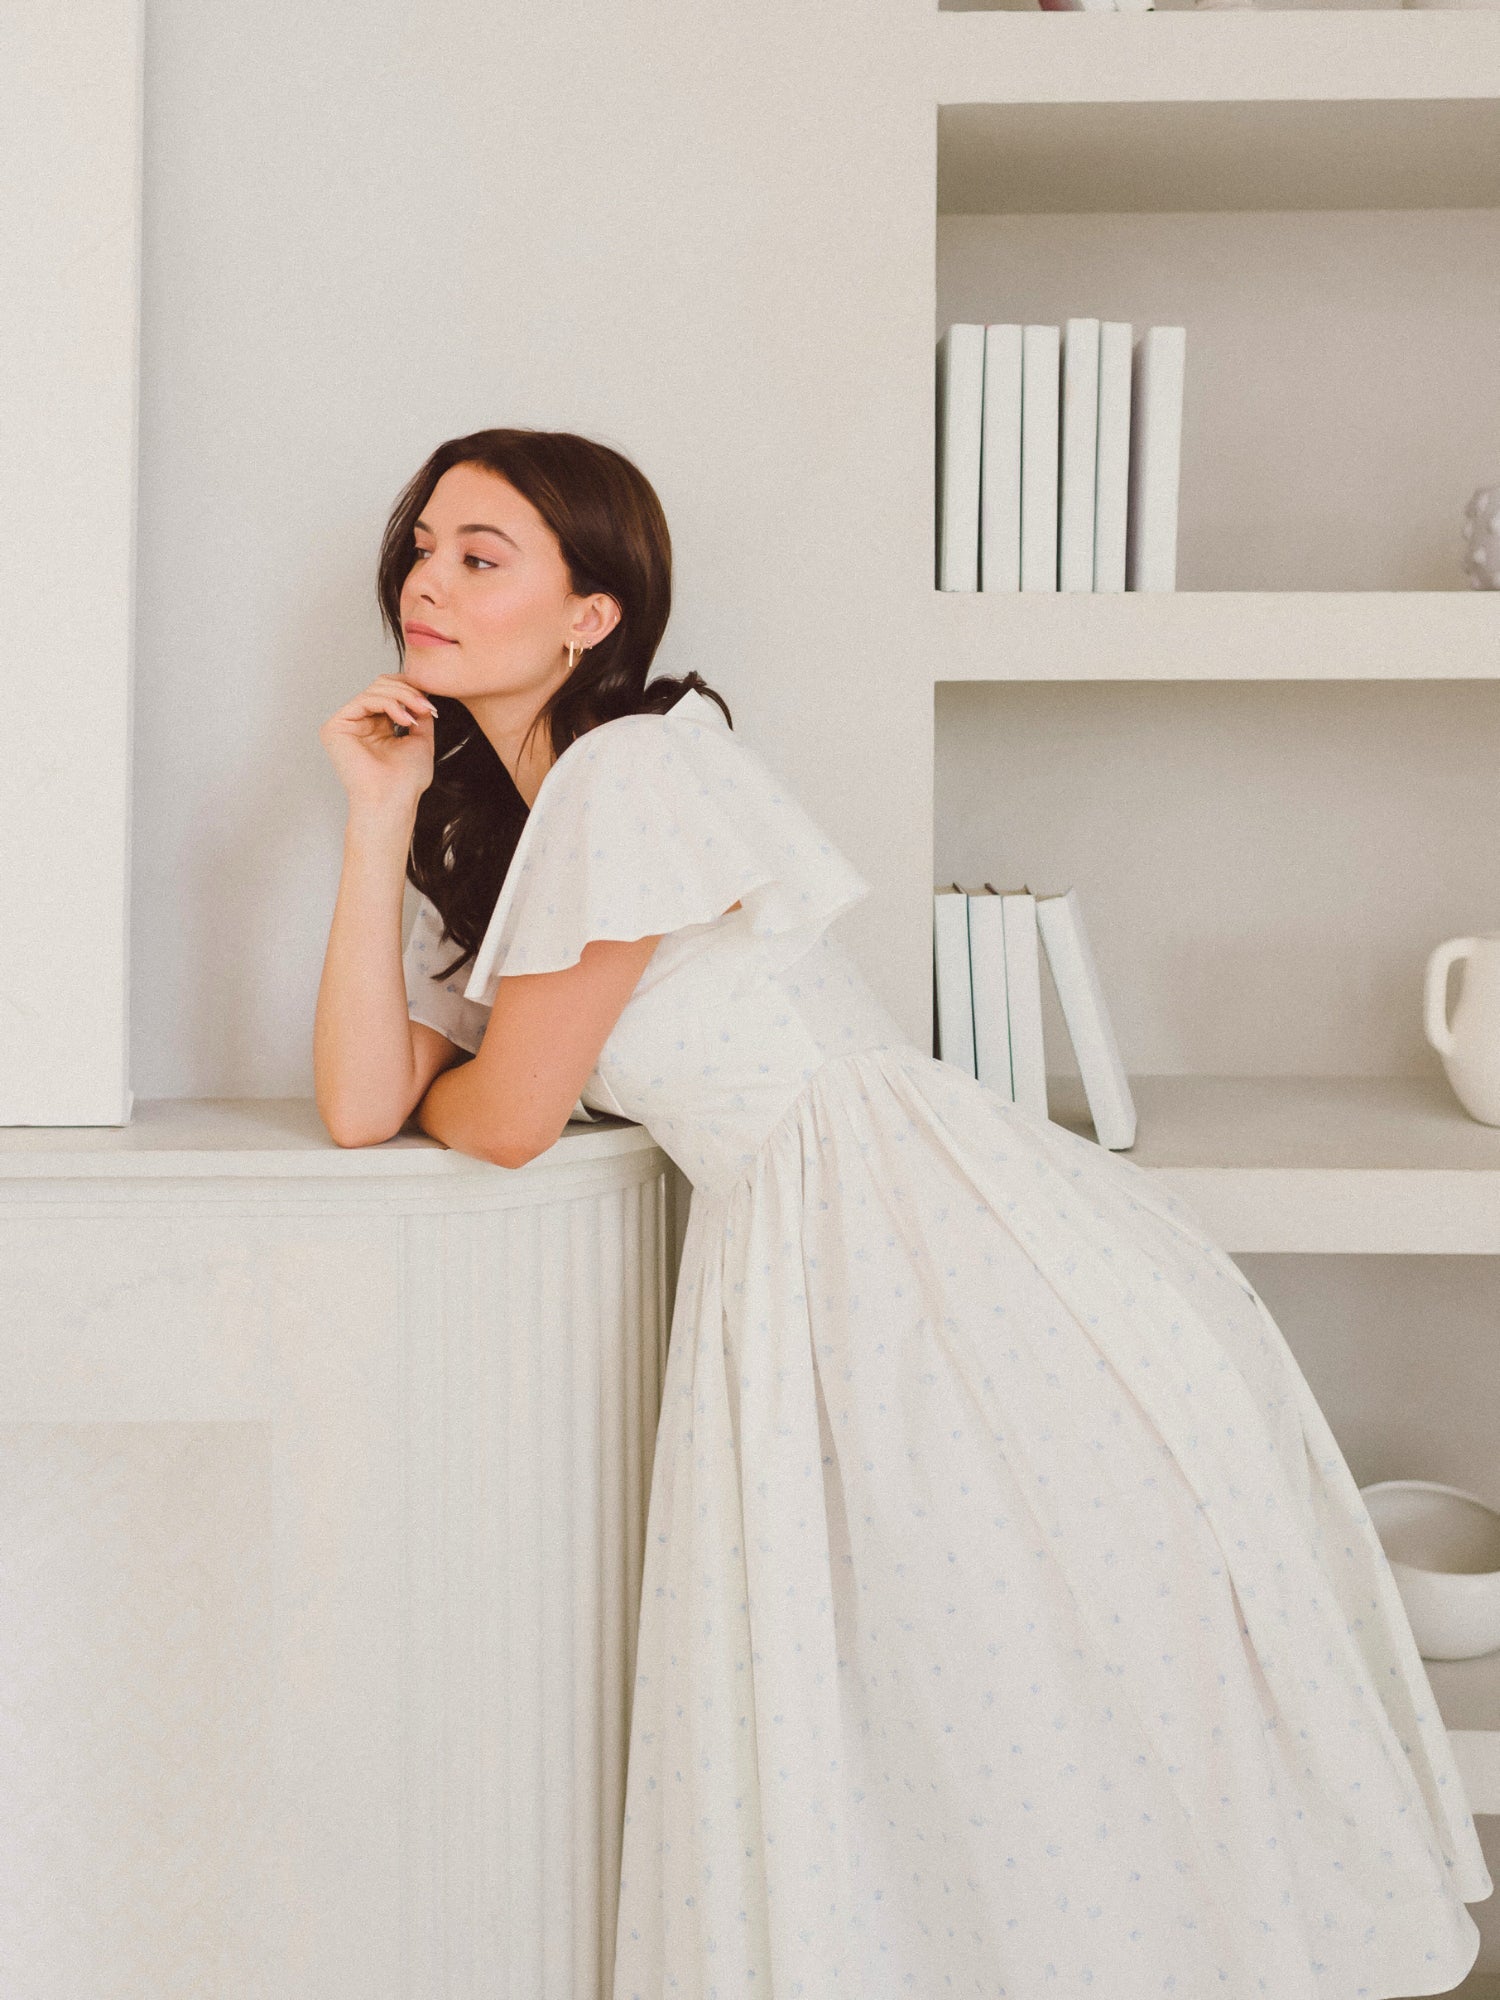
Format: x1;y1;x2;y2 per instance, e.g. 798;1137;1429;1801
929;5;1500;1824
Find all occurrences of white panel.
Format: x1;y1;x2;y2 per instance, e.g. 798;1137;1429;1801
0;1423;273;1998
0;1141;682;1997
396;1175;678;1998
0;0;142;1123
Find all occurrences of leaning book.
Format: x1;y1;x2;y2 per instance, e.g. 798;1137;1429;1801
1035;886;1137;1149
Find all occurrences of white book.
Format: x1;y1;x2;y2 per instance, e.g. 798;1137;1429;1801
1058;318;1100;593
966;885;1015;1102
1125;324;1186;593
1020;323;1060;593
936;324;985;592
999;889;1048;1119
1035;887;1137;1149
1093;321;1133;591
933;884;976;1076
979;324;1023;594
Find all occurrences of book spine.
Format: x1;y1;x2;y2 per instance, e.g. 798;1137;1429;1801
933;888;977;1075
1059;318;1101;593
1093;321;1133;591
936;323;985;592
979;324;1023;594
1125;324;1186;593
968;889;1016;1101
1020;324;1060;592
1002;893;1049;1119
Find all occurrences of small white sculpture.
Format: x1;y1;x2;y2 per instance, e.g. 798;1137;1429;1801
1462;483;1500;588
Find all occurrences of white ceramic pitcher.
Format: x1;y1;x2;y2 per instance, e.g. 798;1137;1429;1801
1424;933;1500;1125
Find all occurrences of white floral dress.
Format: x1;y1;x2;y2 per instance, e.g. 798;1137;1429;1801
404;685;1491;2000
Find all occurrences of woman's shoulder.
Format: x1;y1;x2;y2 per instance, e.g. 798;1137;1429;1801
535;686;731;789
517;687;739;834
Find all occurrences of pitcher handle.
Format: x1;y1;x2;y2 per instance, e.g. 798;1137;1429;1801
1424;937;1475;1056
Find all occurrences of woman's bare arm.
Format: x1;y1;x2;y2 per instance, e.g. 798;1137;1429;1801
314;801;460;1145
415;900;743;1168
414;931;665;1166
314;673;449;1147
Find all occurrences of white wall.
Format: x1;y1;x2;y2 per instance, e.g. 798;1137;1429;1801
132;0;933;1098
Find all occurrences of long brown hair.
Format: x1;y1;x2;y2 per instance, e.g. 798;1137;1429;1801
376;428;731;982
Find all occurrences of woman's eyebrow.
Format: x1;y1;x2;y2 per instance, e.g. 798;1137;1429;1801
414;517;521;551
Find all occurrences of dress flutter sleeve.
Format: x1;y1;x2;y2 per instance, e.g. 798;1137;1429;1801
460;687;872;1007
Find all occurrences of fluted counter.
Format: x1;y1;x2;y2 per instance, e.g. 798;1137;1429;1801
0;1101;687;1999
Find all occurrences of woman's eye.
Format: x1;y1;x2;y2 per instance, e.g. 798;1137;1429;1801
411;548;494;570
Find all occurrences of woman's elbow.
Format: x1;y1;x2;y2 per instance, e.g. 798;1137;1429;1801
481;1131;543;1170
328;1125;398;1151
317;1100;406;1150
480;1118;565;1170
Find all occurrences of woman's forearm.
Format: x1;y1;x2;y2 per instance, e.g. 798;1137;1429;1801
314;801;422;1145
413;1059;510;1164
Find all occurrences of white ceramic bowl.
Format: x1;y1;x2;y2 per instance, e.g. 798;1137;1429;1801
1360;1479;1500;1661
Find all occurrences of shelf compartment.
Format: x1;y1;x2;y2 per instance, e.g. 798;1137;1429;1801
931;591;1500;681
1044;1072;1500;1253
936;16;1500;213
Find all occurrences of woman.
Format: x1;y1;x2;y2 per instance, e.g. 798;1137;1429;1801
315;428;1491;1998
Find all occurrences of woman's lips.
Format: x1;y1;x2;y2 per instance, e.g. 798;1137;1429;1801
406;627;458;646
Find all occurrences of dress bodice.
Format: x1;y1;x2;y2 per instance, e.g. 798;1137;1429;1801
403;683;913;1194
575;922;909;1195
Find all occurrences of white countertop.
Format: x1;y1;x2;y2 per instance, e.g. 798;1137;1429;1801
0;1098;657;1178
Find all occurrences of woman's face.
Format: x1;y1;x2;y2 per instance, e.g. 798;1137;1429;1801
397;461;613;704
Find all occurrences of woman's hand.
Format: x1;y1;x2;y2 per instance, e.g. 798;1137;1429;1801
319;673;440;814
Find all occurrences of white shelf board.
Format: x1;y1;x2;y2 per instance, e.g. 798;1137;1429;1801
1043;1072;1500;1252
935;9;1500;107
935;14;1500;211
932;590;1500;681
